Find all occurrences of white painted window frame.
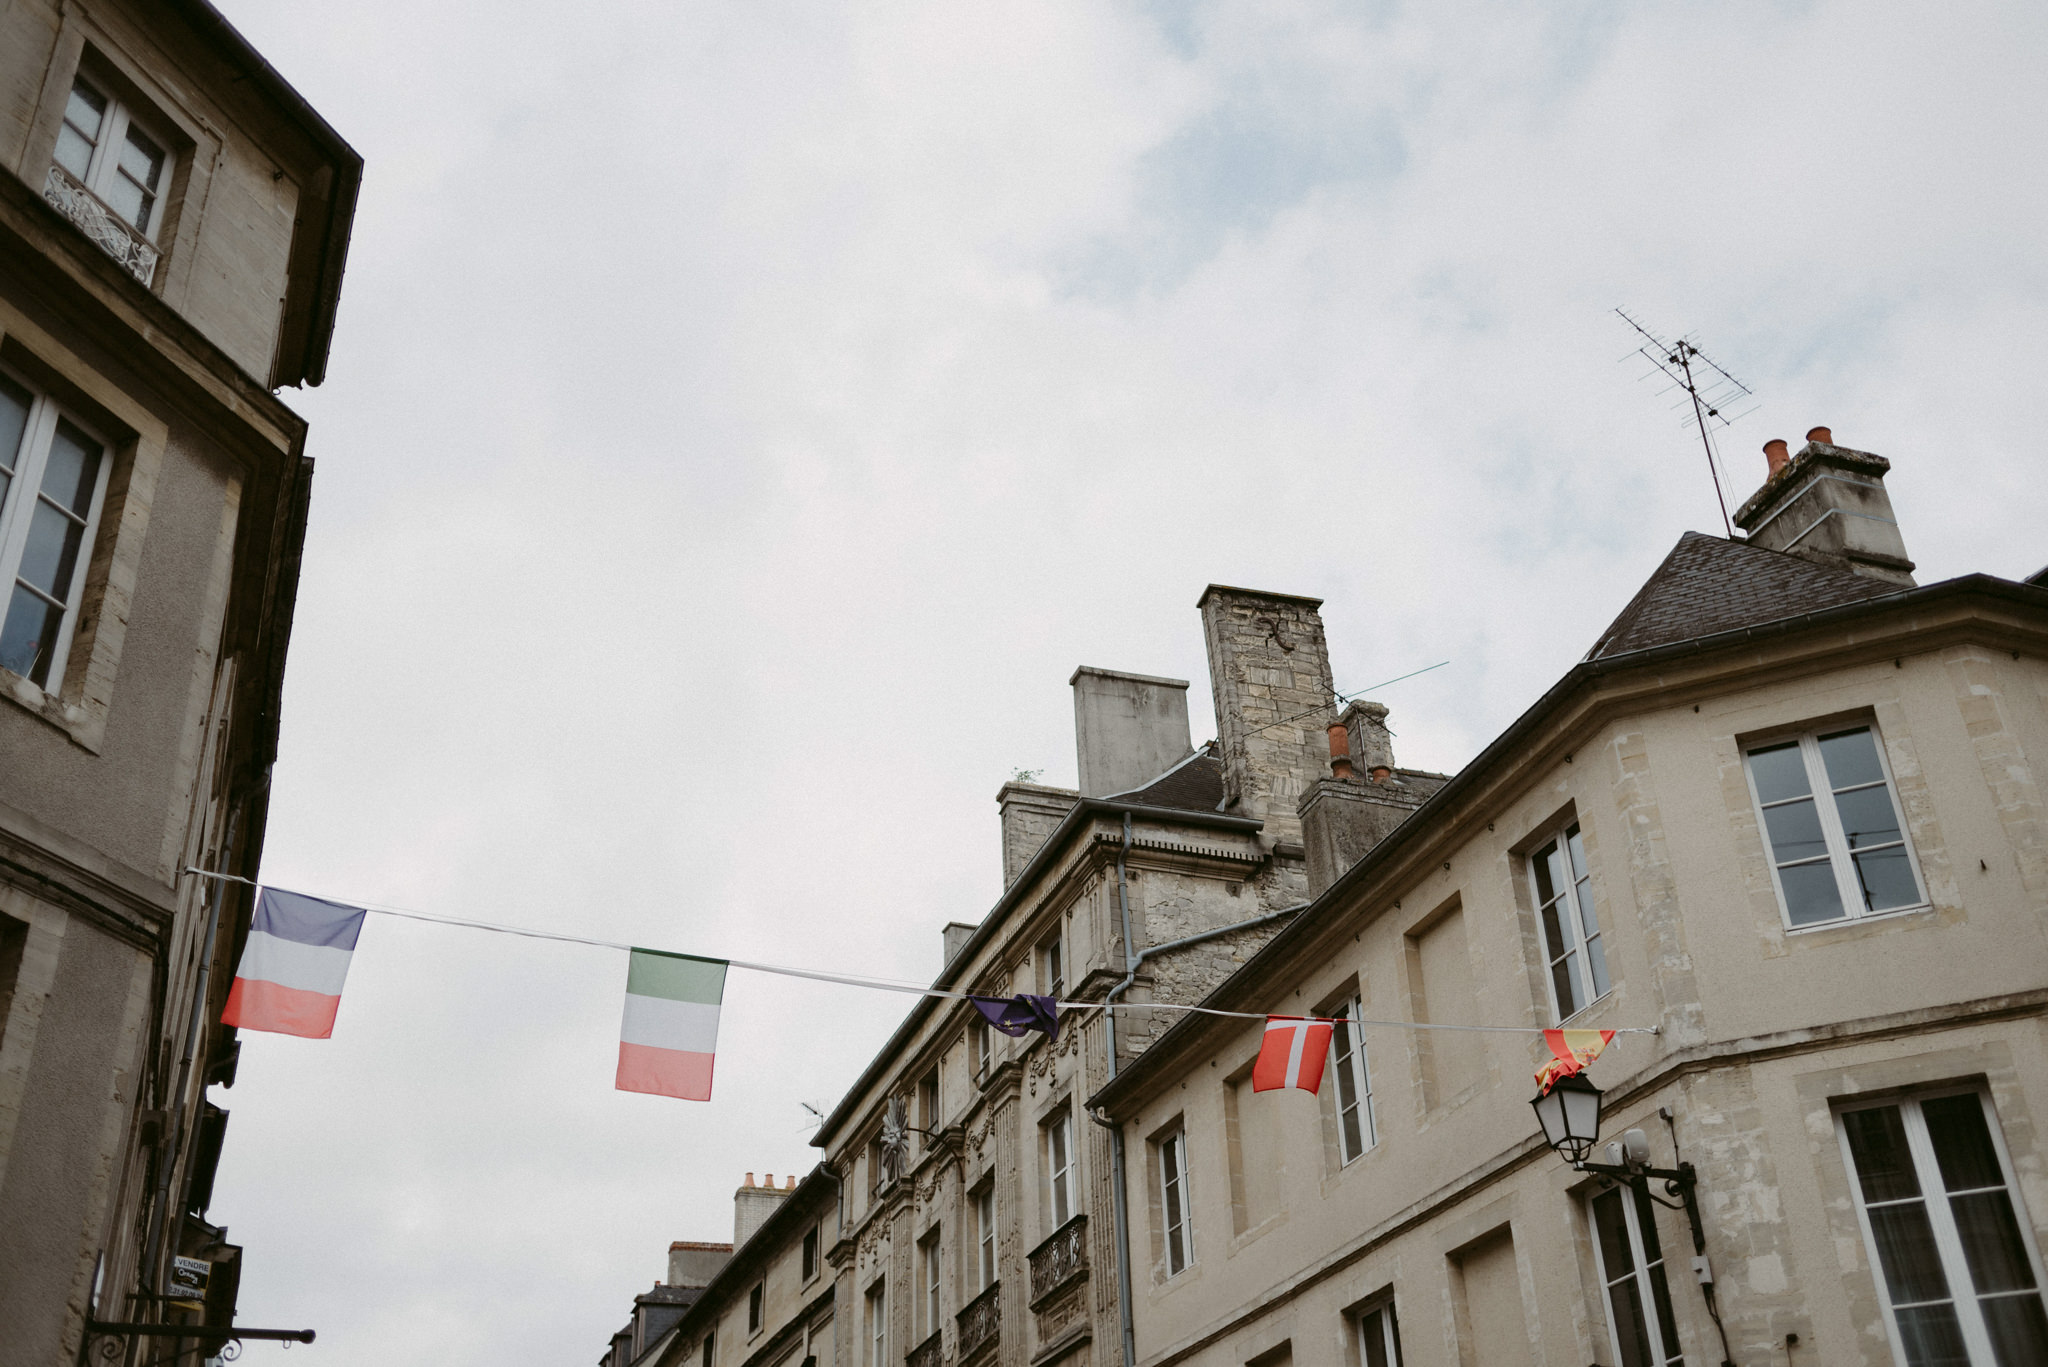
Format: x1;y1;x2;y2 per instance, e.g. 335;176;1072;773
1588;1181;1683;1367
54;73;173;241
1356;1298;1401;1367
1527;820;1609;1023
1040;931;1064;1002
918;1229;941;1340
1328;993;1375;1164
0;365;113;696
1158;1124;1193;1277
866;1279;887;1367
974;1184;997;1291
1043;1109;1074;1228
1836;1088;2048;1367
1743;724;1928;931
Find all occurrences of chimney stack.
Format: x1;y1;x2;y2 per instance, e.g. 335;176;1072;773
734;1169;792;1248
1197;585;1335;848
1734;427;1915;585
1070;667;1194;797
1327;722;1356;780
995;781;1076;888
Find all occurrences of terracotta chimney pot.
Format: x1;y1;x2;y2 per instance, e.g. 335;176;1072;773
1369;765;1392;784
1327;721;1356;780
1806;426;1832;445
786;1175;796;1190
765;1174;774;1187
1763;438;1790;475
744;1172;754;1188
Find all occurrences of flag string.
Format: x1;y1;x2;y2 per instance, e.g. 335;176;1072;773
183;868;1656;1037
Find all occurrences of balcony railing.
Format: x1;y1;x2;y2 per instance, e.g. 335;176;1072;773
43;164;158;287
905;1329;943;1367
1028;1214;1088;1306
955;1282;999;1361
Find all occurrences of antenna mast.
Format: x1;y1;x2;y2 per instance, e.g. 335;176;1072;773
1615;309;1758;539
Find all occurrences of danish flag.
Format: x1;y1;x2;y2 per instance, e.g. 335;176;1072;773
1251;1016;1334;1093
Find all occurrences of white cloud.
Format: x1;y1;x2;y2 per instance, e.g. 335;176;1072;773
203;0;2048;1360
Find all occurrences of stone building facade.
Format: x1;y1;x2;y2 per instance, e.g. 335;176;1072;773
619;586;1439;1367
0;2;357;1362
1090;434;2048;1367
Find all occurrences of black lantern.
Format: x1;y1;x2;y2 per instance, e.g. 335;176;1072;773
1529;1071;1603;1163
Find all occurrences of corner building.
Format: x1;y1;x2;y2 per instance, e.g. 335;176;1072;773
0;2;357;1362
649;590;1440;1367
1091;435;2048;1367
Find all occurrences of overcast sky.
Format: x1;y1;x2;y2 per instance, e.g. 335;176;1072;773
203;1;2045;1361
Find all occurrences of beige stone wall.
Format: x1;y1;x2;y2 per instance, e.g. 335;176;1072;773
1112;639;2048;1367
1;0;316;383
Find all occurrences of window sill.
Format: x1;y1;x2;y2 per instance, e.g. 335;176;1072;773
1783;902;1935;937
1;667;105;753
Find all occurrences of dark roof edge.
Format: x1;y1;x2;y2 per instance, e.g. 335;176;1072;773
1090;572;2048;1114
813;797;1263;1145
167;0;362;386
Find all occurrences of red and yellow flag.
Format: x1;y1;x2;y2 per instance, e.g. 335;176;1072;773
1534;1029;1615;1094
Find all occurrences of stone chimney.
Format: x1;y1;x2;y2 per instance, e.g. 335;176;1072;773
942;921;976;968
1070;667;1194;797
996;781;1077;887
667;1240;733;1288
1733;427;1916;585
734;1171;790;1249
1296;699;1424;896
1197;585;1336;848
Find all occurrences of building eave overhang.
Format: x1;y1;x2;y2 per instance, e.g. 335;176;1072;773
812;798;1263;1146
1089;571;2048;1116
162;0;362;387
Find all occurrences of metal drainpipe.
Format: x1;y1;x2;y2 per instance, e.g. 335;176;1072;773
1100;815;1140;1367
1090;813;1306;1367
142;778;252;1305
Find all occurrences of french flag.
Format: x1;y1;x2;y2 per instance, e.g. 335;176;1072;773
221;888;366;1039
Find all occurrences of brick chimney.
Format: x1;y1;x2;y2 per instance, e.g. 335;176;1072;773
1296;698;1424;896
1197;585;1336;848
734;1170;790;1249
1734;427;1916;585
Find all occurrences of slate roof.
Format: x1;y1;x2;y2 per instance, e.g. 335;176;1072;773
1586;531;1898;660
1107;742;1226;812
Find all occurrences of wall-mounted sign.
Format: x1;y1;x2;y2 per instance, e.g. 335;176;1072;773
167;1255;210;1308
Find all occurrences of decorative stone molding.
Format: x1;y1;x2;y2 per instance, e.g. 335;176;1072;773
906;1329;944;1367
955;1283;999;1364
1027;1214;1088;1309
43;164;158;286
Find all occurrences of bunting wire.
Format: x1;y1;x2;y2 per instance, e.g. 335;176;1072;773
182;868;1656;1036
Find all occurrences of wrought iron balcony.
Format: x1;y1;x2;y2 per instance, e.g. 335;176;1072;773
43;164;158;287
955;1282;999;1362
1028;1214;1087;1306
905;1329;943;1367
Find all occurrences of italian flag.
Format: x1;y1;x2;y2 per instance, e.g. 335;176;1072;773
617;949;727;1101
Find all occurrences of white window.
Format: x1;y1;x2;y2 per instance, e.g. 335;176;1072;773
1357;1301;1402;1367
53;74;170;239
918;1230;941;1340
971;1018;991;1079
1589;1183;1683;1367
1040;932;1064;1001
1838;1091;2048;1365
1043;1110;1074;1227
1328;995;1376;1164
919;1070;940;1150
974;1186;997;1291
747;1282;763;1335
1747;725;1924;927
801;1225;819;1284
1158;1126;1192;1276
866;1281;887;1367
1529;822;1609;1019
0;372;111;693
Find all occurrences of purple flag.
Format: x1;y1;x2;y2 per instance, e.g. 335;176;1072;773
969;994;1060;1042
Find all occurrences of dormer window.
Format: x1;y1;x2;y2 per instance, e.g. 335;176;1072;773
54;75;168;240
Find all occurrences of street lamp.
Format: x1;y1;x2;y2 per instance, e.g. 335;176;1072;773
1529;1071;1603;1164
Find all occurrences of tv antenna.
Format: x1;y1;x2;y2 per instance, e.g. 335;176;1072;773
1615;309;1758;538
